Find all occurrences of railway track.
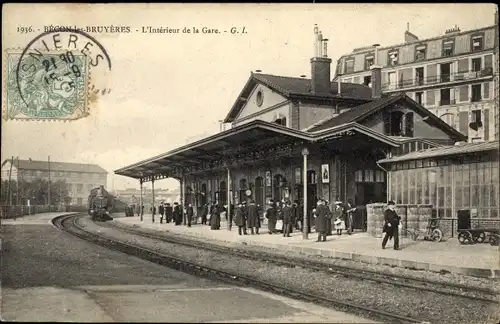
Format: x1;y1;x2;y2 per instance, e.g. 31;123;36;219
105;219;499;304
53;214;424;324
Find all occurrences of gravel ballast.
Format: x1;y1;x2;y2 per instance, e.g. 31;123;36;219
112;220;500;294
79;218;499;324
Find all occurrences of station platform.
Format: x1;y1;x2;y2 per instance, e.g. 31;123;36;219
114;215;500;279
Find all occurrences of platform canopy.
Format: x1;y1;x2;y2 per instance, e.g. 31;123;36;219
114;120;400;182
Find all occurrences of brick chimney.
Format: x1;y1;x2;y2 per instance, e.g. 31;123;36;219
370;44;382;99
311;25;332;94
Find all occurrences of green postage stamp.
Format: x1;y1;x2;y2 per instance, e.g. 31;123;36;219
4;50;89;121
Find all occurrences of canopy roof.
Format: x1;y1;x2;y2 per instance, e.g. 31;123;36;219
378;140;499;164
115;120;400;181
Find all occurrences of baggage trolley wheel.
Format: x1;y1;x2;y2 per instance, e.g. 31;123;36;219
490;234;500;246
431;229;443;242
458;232;472;245
473;231;486;244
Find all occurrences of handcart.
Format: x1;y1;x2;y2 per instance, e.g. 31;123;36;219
403;216;443;242
457;228;500;245
456;209;500;246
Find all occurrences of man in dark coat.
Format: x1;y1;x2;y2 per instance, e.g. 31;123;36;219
173;202;182;225
186;203;194;227
266;200;277;234
165;203;173;223
382;200;401;250
325;200;333;236
159;203;165;223
201;204;208;225
282;201;293;237
246;200;259;235
210;204;221;230
314;200;330;242
234;203;248;235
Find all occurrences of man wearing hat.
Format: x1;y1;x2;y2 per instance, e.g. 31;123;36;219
382;200;402;250
282;200;293;237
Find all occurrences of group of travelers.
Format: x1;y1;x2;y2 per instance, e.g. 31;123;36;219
139;196;401;250
148;202;184;225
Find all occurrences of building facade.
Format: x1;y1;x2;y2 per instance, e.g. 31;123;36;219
334;15;499;143
1;159;108;205
115;25;476;232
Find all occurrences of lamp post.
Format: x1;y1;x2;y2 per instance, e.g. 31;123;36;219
301;146;309;240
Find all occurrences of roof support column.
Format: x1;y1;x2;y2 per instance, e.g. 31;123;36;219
140;178;144;222
302;146;310;240
181;175;186;225
151;178;155;223
227;168;232;231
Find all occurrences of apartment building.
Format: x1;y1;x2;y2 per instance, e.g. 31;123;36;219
1;159;108;205
334;17;498;143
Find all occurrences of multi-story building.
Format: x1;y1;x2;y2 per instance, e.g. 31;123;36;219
334;16;499;143
1;159;108;205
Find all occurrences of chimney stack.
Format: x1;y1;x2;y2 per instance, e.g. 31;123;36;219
370;44;382;99
311;25;332;94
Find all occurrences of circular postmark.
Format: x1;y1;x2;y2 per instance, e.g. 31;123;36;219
5;29;112;120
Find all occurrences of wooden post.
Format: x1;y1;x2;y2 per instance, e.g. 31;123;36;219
302;147;309;240
140;178;144;222
227;168;231;230
6;156;14;206
151;178;155;223
181;175;186;225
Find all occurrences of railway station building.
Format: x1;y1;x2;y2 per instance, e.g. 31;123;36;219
115;26;498;233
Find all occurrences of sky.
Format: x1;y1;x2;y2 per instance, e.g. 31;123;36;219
2;3;497;191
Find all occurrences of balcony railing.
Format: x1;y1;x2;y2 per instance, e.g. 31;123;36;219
439;99;456;106
381;68;494;91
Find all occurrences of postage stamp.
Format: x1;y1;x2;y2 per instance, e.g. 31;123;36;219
3;29;112;121
5;50;89;120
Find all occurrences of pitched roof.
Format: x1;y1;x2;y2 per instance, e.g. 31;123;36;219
252;73;373;98
2;159;108;174
305;93;467;141
378;140;499;164
304;93;402;132
224;72;373;122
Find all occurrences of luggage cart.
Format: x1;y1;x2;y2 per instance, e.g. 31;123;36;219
403;216;443;242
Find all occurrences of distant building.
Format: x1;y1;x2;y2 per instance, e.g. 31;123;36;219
334;15;499;143
113;187;181;207
1;159;108;205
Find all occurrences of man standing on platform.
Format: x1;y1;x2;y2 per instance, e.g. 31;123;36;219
201;203;208;225
266;200;277;235
282;201;293;237
165;203;173;223
314;200;329;242
186;203;194;227
235;203;247;235
382;200;401;250
173;202;182;225
246;200;259;235
159;203;165;224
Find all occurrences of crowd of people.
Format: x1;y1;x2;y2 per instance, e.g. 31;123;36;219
132;197;401;250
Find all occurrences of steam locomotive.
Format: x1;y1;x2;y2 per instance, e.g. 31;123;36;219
88;185;114;221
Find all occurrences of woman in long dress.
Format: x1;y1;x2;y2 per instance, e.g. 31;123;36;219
210;204;221;230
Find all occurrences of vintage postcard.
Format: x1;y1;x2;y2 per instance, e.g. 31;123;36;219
1;3;499;323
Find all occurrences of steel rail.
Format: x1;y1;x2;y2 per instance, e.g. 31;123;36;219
53;214;424;324
106;220;499;304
